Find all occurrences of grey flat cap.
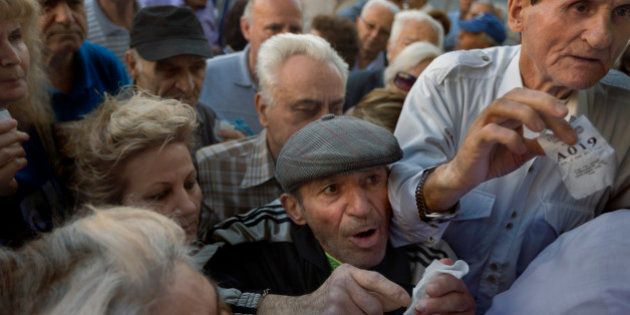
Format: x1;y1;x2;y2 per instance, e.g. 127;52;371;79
275;114;402;192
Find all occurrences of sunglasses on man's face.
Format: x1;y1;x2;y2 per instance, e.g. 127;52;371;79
393;71;418;92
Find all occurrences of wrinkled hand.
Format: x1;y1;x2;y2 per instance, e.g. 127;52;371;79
304;263;411;315
414;259;475;315
426;87;577;211
0;119;29;196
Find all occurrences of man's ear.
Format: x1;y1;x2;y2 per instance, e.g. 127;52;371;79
281;193;307;225
255;93;270;128
124;50;139;81
241;16;252;42
507;0;527;33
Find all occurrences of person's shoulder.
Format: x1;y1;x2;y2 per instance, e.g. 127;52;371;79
196;134;260;162
80;41;119;60
598;70;630;95
425;45;519;83
206;51;244;69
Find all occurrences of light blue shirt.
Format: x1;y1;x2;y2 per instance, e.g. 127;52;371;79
388;45;630;313
487;210;630;315
199;46;260;134
444;10;461;51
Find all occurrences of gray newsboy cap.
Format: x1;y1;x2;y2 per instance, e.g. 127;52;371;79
275;114;403;193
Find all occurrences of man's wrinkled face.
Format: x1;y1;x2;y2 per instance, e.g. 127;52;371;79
257;55;344;159
356;4;395;57
130;53;206;107
241;0;302;68
39;0;87;55
513;0;630;90
288;167;391;269
387;19;439;62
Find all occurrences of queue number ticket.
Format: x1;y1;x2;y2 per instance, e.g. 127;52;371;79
537;115;616;200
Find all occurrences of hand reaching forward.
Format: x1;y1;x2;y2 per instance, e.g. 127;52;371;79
259;263;411;314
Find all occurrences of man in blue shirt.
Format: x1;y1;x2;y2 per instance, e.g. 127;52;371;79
39;0;129;123
198;0;302;135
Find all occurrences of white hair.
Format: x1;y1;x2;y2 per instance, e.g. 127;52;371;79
389;10;444;49
0;206;198;315
383;41;442;85
361;0;400;16
243;0;303;23
256;33;349;105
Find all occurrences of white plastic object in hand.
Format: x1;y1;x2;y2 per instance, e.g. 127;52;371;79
404;259;470;315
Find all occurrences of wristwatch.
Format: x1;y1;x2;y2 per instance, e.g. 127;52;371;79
415;168;458;223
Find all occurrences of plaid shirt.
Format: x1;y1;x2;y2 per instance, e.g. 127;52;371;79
195;130;282;227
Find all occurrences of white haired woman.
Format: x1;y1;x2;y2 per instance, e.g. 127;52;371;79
383;41;442;94
66;93;203;242
0;206;227;314
0;0;66;247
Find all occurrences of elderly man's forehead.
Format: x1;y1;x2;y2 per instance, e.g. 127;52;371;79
305;166;389;186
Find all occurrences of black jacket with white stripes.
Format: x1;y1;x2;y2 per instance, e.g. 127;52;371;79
195;201;456;315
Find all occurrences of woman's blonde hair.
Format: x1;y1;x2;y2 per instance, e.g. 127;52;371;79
0;206;196;315
66;93;198;205
0;0;57;164
351;88;406;133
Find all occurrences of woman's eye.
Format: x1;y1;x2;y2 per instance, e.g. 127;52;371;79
148;190;169;201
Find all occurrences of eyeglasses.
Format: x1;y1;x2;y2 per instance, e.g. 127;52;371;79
393;72;417;92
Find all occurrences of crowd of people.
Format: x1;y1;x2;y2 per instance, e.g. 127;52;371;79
0;0;629;314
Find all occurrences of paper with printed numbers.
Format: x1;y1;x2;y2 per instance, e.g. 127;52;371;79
537;115;616;199
0;109;11;121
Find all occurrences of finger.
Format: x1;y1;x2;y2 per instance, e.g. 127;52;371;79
425;274;467;298
0;129;29;148
349;266;411;311
0;158;27;186
415;291;475;315
504;88;568;119
504;88;576;144
0;145;26;165
485;98;546;132
476;123;528;155
343;277;384;315
0;119;18;133
439;258;454;265
217;129;245;140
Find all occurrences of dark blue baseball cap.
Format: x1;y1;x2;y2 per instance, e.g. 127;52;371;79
459;13;506;44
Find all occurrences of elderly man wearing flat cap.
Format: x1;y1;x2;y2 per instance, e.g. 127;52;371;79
125;5;240;149
199;115;475;315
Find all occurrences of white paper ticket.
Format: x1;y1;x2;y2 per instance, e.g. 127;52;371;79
0;108;11;121
537;115;616;199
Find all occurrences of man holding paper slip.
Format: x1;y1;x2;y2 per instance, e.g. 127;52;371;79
388;0;630;312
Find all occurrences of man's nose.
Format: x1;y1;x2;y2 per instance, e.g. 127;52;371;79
345;186;371;218
51;3;76;25
174;71;195;93
583;13;613;50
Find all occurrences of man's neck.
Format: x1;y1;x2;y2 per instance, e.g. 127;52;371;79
46;52;76;93
97;0;136;30
247;48;259;85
